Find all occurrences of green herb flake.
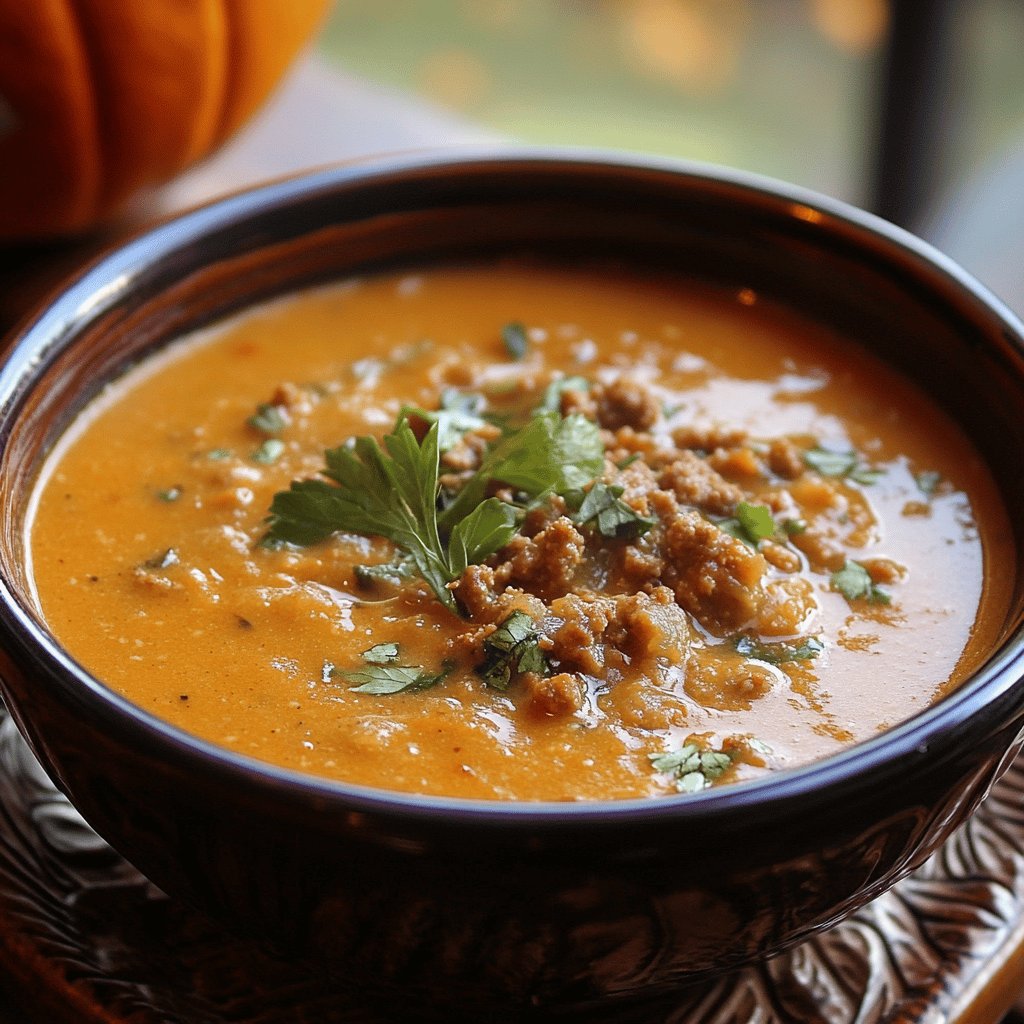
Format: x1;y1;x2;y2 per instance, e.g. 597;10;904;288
501;321;529;361
916;470;942;496
849;467;884;486
354;557;416;588
735;635;824;664
718;501;775;547
736;502;774;543
803;446;883;485
649;742;735;793
782;517;807;536
362;642;400;665
251;438;286;464
206;448;232;461
340;662;451;695
478;610;547;691
616;453;641;470
157;486;183;502
247;402;288;437
830;560;891;605
574;483;654;540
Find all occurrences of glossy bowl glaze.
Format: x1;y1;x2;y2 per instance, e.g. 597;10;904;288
1;151;1024;1014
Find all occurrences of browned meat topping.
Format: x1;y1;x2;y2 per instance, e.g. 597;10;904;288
658;452;744;516
594;377;661;431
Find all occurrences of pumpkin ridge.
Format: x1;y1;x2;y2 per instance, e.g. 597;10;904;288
215;0;332;144
59;0;114;223
0;0;103;236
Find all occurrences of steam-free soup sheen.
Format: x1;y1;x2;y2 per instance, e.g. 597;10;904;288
27;265;1011;800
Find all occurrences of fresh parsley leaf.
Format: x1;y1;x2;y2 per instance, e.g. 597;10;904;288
916;470;941;496
340;662;450;695
804;446;883;485
574;483;654;539
248;402;288;436
649;743;734;793
718;501;774;547
478;610;547;690
501;321;529;360
403;390;488;452
266;420;452;606
354;556;416;588
266;420;517;614
251;439;285;464
362;642;399;664
439;411;603;530
830;560;891;605
735;635;824;663
538;375;590;413
447;498;519;576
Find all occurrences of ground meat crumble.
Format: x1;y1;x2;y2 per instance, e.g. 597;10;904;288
441;373;865;722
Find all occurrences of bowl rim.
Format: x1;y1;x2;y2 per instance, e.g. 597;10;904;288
2;144;1024;829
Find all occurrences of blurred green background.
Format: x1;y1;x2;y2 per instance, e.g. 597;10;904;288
318;0;1024;209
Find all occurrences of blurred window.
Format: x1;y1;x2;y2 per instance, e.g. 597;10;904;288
318;0;1024;213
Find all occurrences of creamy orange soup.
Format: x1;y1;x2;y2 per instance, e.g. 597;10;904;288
26;265;1011;800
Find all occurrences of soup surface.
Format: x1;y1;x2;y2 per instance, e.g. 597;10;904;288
27;265;1010;800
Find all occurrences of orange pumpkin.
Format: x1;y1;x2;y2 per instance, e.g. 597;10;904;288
0;0;330;240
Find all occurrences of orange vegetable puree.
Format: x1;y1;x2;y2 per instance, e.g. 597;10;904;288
26;264;1011;800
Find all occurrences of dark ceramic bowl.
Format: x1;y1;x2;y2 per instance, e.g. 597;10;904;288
1;150;1024;1014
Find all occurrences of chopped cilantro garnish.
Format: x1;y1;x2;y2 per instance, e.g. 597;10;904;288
649;743;734;793
501;321;529;360
247;402;288;436
830;560;891;605
735;635;824;663
478;610;547;690
574;483;654;539
338;661;451;695
718;501;774;546
362;642;399;664
804;446;882;485
782;517;807;535
736;502;774;543
251;439;285;464
437;411;603;530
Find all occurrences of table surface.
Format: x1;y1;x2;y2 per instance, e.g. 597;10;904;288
2;55;1024;1024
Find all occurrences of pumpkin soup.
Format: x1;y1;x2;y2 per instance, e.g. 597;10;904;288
25;264;1010;800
